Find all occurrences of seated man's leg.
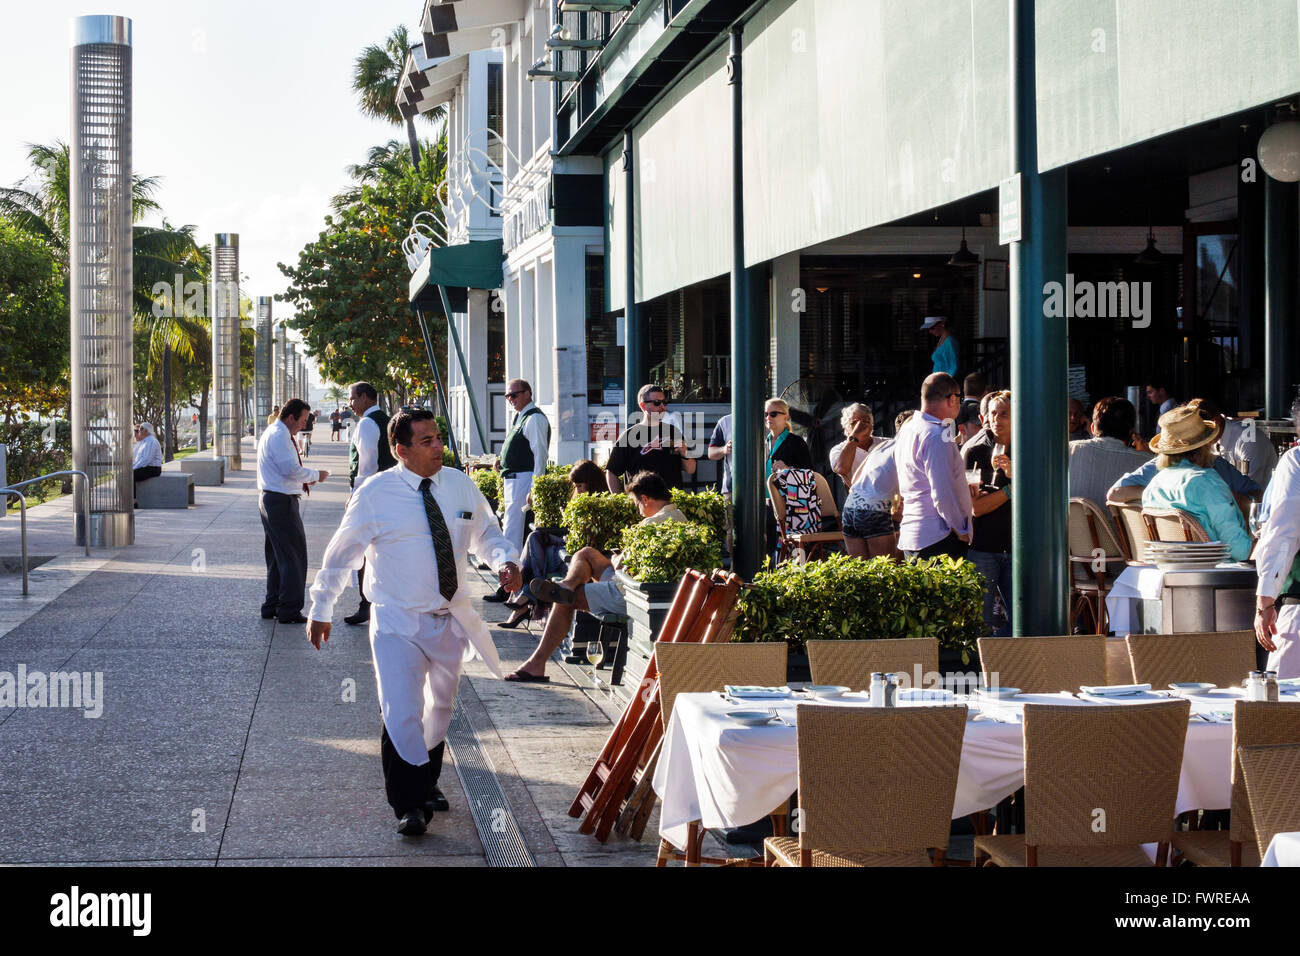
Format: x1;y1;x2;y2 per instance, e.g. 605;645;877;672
512;581;591;678
571;546;613;583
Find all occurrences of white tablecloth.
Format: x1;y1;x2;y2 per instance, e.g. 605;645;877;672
652;690;1243;851
1262;832;1300;867
1104;563;1256;635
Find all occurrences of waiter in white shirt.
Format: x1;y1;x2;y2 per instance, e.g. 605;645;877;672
485;379;549;604
1253;416;1300;678
345;381;396;625
257;399;329;623
307;408;521;836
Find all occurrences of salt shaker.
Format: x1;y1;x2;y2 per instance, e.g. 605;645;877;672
1245;671;1265;701
884;673;899;708
869;672;885;707
1265;670;1280;703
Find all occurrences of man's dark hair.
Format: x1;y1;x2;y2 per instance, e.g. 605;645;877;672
963;372;986;398
637;383;666;405
1146;379;1171;394
388;407;437;449
569;459;605;490
626;470;670;503
954;401;980;428
279;398;310;422
1093;396;1137;441
350;381;378;402
921;373;960;404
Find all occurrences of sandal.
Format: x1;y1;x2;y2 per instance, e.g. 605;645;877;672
529;579;575;606
503;669;550;683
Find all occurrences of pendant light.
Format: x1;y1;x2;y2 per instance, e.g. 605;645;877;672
947;206;980;268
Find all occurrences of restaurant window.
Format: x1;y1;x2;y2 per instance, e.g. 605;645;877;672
585;254;622;404
486;62;504;169
487;291;505;384
644;275;732;404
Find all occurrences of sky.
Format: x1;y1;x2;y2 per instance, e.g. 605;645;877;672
1;0;435;385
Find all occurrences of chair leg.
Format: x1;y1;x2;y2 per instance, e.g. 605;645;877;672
932;848;947;867
1155;842;1169;867
655;838;671;867
1026;844;1038;867
685;821;701;867
764;843;778;867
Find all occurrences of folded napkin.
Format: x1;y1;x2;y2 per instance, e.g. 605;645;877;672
1077;691;1169;705
1078;683;1152;697
724;685;792;699
898;687;955;701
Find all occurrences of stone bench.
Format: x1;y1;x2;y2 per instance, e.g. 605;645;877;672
179;456;225;486
137;473;195;509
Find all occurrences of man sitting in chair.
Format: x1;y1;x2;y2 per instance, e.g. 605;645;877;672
504;471;685;683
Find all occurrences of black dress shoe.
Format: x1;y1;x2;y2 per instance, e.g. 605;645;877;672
344;604;370;626
423;786;450;820
278;614;308;624
397;809;427;836
260;610;276;620
482;586;509;603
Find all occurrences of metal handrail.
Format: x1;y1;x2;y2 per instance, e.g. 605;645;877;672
1;469;93;597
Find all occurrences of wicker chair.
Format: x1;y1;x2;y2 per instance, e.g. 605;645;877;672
764;704;967;867
1141;507;1212;544
806;638;939;691
1238;742;1300;862
1125;630;1256;690
768;469;843;564
1108;503;1148;564
1068;498;1125;634
653;641;789;866
973;700;1189;866
977;635;1107;694
1105;636;1135;684
1172;702;1300;867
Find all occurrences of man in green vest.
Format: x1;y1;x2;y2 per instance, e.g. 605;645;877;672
344;381;397;625
486;379;550;603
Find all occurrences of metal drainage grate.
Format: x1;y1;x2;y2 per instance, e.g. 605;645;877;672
445;696;536;867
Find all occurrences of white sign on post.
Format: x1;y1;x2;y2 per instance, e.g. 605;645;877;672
999;174;1022;245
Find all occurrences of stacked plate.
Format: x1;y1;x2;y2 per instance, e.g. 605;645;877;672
1142;540;1229;569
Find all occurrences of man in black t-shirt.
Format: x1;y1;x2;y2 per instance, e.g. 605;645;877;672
605;384;697;492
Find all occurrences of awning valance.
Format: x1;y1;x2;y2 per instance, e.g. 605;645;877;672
409;239;504;310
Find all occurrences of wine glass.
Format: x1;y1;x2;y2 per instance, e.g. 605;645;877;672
586;639;605;689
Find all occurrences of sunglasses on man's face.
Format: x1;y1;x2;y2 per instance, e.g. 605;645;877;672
505;391;524;399
644;399;666;407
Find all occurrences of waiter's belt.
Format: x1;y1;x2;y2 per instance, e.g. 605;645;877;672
501;471;532;479
1278;595;1300;608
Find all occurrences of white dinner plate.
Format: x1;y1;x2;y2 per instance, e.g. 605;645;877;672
976;686;1021;700
1169;682;1217;695
804;685;851;699
725;711;778;726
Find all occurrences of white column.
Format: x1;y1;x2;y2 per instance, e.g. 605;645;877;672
551;236;590;465
771;251;801;394
466;289;490;455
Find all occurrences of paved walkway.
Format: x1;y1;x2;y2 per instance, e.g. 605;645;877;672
0;431;671;866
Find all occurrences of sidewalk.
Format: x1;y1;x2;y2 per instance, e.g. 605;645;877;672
0;430;669;866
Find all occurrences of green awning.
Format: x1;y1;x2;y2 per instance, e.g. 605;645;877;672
409;239;503;308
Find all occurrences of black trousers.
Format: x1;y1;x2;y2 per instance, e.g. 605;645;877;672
132;465;161;485
904;531;970;562
259;491;308;621
356;561;370;609
381;723;446;818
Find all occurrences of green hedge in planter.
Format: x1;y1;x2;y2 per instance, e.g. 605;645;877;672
732;553;985;662
470;469;503;515
563;492;640;553
619;520;721;584
530;470;573;529
670;489;727;544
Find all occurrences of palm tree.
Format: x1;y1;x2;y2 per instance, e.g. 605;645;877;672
353;24;446;172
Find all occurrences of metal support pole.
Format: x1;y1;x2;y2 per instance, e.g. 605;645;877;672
1265;174;1297;419
2;490;29;595
438;285;491;453
162;342;173;460
254;296;273;438
622;130;647;426
1009;0;1069;636
415;307;464;469
728;27;764;580
212;233;242;469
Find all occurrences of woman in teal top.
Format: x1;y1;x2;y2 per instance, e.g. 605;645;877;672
922;316;959;377
1141;405;1253;561
763;398;812;490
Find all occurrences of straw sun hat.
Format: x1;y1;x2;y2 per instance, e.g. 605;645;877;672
1148;405;1221;455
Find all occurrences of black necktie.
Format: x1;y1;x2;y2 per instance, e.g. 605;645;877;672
419;477;458;602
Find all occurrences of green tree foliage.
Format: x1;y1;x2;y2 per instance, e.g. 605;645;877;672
278;138;448;410
0;219;68;424
352;24;446;170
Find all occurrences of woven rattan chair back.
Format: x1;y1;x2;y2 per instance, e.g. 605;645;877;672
1105;636;1135;684
1229;702;1300;846
806;638;939;691
1022;700;1188;848
977;635;1107;694
1141;507;1211;544
1126;630;1256;689
655;642;788;733
1068;498;1125;583
1108;503;1147;563
795;704;967;854
1238;742;1300;859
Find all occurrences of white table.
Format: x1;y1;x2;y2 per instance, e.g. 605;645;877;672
652;689;1250;852
1262;832;1300;867
1105;564;1256;635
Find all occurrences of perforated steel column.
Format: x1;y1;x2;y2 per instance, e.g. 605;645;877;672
287;343;298;400
71;15;133;547
254;296;272;438
274;323;287;407
211;234;241;469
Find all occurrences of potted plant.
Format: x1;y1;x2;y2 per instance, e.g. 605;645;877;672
470;468;503;517
732;553;986;682
615;520;723;655
529;469;572;531
562;492;640;553
669;488;728;545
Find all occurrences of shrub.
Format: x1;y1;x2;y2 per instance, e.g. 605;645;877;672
3;420;72;503
470;468;503;514
670;488;727;543
618;520;721;584
530;470;572;530
563;491;639;553
732;552;985;661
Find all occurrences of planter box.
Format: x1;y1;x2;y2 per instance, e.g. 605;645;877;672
617;569;679;661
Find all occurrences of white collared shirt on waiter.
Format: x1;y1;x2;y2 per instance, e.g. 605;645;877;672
257;419;318;494
307;461;519;764
500;401;550;550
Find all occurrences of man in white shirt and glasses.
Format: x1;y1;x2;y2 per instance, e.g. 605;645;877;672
307;408;522;836
1254;398;1300;678
257;399;329;623
485;379;550;604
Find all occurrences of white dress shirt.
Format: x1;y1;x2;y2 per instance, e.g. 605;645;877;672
132;435;162;469
510;402;550;478
256;419;317;495
351;406;383;484
308;462;519;642
1255;448;1300;600
1220;419;1279;490
1069;436;1152;509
